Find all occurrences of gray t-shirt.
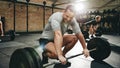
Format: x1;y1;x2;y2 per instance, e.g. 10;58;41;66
41;12;81;40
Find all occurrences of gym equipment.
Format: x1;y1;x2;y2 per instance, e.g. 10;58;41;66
87;38;111;60
95;27;103;36
9;37;111;68
0;30;15;42
9;49;35;68
24;47;43;68
53;62;71;68
82;31;89;39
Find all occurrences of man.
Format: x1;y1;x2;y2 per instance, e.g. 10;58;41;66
87;15;102;39
0;16;4;36
39;5;89;65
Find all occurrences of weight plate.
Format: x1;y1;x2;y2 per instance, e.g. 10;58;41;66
24;47;43;68
87;38;111;60
9;48;35;68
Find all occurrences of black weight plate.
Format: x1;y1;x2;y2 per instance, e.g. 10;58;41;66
9;48;35;68
87;38;111;60
24;47;43;68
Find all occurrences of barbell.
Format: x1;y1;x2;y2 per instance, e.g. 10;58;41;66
9;37;111;68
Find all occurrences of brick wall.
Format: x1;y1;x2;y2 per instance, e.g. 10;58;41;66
0;1;63;32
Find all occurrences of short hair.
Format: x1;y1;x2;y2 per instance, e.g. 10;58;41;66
65;5;75;12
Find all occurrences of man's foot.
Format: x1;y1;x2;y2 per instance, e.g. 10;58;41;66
42;51;48;64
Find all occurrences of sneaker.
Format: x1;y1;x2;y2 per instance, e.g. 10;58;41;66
42;51;48;64
93;34;96;37
89;34;92;39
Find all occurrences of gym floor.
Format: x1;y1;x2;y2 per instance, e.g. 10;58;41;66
0;34;120;68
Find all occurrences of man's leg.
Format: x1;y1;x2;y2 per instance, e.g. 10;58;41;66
39;38;50;64
62;34;78;56
42;34;78;60
45;42;58;59
40;41;58;64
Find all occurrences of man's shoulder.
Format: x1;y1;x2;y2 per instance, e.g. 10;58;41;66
49;12;63;21
52;12;62;15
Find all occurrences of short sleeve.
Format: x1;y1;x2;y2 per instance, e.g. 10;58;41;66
71;18;81;34
51;19;61;31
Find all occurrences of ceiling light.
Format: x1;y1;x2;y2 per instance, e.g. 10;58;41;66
74;3;85;12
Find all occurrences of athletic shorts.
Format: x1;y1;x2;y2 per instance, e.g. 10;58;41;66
39;38;54;50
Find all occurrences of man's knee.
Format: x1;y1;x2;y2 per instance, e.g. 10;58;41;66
72;36;78;42
68;35;78;43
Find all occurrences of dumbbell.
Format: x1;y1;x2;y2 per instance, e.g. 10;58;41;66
9;38;111;68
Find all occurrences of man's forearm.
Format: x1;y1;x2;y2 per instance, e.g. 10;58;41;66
54;30;63;56
76;33;87;49
76;33;90;58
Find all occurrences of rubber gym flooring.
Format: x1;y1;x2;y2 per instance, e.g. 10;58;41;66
0;33;120;68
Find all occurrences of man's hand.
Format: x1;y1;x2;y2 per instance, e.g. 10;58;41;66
83;48;89;58
58;55;67;65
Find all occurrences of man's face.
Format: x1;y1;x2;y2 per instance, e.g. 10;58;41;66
63;10;74;23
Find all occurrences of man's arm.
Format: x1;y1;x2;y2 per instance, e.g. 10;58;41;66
54;30;63;56
54;30;67;64
71;18;89;57
51;19;63;56
76;33;87;49
50;17;63;56
50;13;67;64
76;32;89;57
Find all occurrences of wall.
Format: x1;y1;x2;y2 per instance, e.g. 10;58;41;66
0;1;63;32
